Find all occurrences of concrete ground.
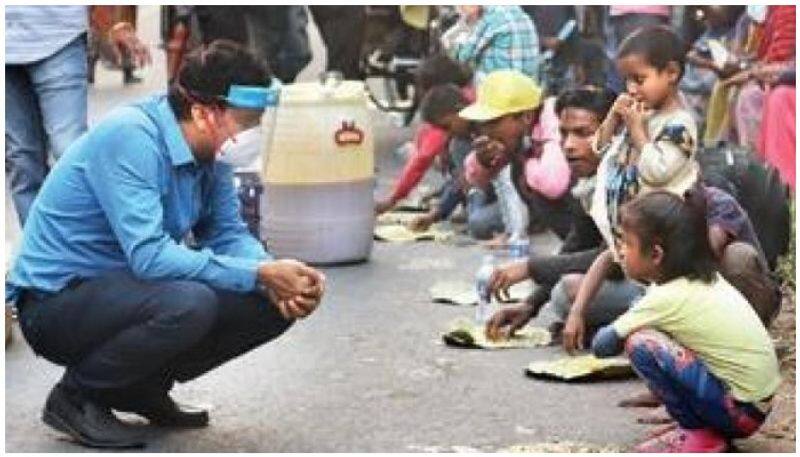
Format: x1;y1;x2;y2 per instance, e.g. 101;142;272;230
5;7;650;452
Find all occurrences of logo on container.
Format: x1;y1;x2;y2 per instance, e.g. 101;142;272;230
334;120;364;147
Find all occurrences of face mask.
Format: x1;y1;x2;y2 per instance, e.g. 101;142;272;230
746;6;767;23
218;126;263;168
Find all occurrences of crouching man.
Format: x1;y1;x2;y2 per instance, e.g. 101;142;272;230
6;40;325;448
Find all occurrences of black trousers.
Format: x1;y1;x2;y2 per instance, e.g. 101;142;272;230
18;270;292;408
308;6;366;80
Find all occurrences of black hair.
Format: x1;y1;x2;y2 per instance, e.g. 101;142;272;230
168;39;272;121
414;53;473;95
617;25;688;79
419;84;468;124
620;187;717;284
555;87;616;121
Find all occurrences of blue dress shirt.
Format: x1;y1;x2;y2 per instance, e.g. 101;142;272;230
6;95;272;303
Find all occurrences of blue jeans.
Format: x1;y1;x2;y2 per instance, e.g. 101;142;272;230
17;269;293;410
466;188;504;240
6;35;88;226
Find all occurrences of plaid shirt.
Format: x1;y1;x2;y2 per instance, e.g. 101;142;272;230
454;6;540;83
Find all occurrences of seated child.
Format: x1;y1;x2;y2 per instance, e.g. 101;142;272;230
407;84;502;238
593;190;780;453
561;26;702;353
374;54;474;215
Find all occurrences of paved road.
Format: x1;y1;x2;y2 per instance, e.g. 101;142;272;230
5;7;648;452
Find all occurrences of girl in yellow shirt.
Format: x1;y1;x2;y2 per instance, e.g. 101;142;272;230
592;189;780;453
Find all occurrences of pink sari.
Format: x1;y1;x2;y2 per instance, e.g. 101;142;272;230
758;85;796;191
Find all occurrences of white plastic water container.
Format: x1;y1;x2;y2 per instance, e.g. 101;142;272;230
260;79;375;264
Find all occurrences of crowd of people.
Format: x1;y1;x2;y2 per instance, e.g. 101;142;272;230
375;5;794;453
4;4;796;452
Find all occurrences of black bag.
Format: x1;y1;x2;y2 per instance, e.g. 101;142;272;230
698;143;792;270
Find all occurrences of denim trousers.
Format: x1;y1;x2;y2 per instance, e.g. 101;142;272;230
466;188;504;240
5;35;88;226
17;270;293;408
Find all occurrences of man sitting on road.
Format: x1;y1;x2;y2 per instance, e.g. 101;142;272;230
6;40;325;449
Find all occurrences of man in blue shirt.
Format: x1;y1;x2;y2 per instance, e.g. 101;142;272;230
7;40;326;448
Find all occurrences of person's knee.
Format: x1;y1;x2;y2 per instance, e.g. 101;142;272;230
624;328;668;358
156;282;219;338
549;278;573;320
719;242;780;325
720;242;761;278
561;274;583;303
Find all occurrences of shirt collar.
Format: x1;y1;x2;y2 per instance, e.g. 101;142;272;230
155;95;197;167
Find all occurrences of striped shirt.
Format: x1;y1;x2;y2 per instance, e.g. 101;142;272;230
5;6;88;64
453;6;540;83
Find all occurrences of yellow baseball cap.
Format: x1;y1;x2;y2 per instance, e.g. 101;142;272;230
400;6;431;30
459;70;543;122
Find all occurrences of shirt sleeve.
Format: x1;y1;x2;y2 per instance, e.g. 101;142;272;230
390;124;449;202
455;19;498;67
85;123;262;293
638;120;697;188
463;151;497;188
193;164;273;262
611;285;678;337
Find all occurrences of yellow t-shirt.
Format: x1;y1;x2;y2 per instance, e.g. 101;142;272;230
612;273;780;403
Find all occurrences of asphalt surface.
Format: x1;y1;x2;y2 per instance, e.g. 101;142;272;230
5;7;648;452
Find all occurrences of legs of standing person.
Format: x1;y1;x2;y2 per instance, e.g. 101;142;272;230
195;6;248;45
247;6;310;84
719;241;782;327
31;35;89;163
5;35;86;227
759;85;796;191
625;329;768;442
309;6;366;80
17;270;292;409
6;65;48;227
275;6;311;83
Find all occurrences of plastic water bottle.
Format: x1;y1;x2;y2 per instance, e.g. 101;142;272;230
509;236;531;259
475;255;495;324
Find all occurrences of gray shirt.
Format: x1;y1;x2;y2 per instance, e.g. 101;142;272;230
5;6;87;64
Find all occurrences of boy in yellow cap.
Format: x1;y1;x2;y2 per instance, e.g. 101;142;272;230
459;70;545;247
459;70;560;248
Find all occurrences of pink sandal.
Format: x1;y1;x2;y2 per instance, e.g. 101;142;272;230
635;427;728;453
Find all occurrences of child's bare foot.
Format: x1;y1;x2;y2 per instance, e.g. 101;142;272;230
644;422;678;439
618;390;661;408
637;406;672;425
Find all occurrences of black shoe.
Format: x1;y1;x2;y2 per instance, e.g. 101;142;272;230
42;383;146;449
131;394;209;428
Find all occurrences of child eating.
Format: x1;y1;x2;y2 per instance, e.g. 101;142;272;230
592;190;780;453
